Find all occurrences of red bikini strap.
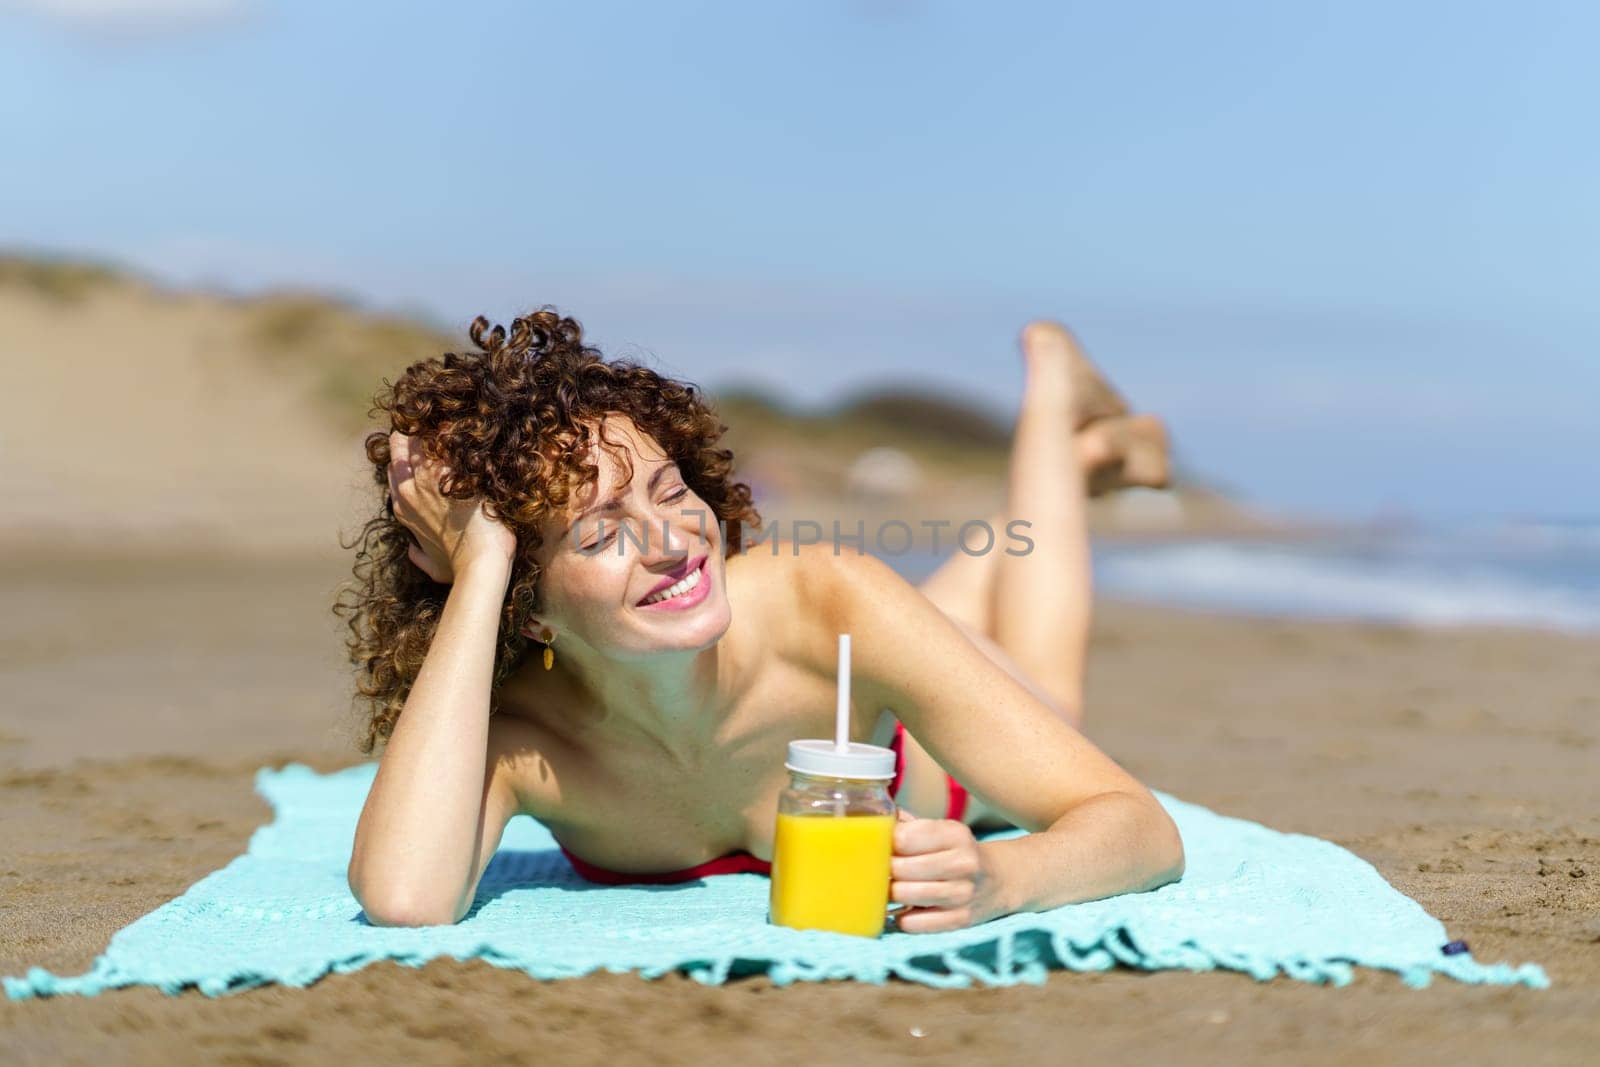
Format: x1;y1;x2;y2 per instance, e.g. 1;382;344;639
888;720;908;799
559;842;771;884
890;720;968;821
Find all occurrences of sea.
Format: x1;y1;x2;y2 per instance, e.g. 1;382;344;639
885;518;1600;633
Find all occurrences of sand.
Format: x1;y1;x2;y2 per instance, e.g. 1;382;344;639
0;282;383;560
1;552;1596;1066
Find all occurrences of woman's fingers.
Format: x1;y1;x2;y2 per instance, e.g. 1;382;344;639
406;537;448;583
388;431;413;477
410;451;441;490
387;433;451;521
890;847;973;883
390;437;449;503
894;905;973;934
890;878;976;908
889;809;984;928
406;538;430;573
386;432;476;578
387;432;415;508
893;814;969;856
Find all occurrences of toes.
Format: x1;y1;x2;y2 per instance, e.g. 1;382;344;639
1019;320;1076;357
1081;414;1173;494
1019;320;1129;428
1074;421;1117;471
1124;414;1173;489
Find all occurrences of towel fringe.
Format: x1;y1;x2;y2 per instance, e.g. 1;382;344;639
11;918;1549;1002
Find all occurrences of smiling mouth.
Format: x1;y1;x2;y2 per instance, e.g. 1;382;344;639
638;556;708;607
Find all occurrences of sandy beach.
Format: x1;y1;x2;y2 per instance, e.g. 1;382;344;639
8;1;1600;1057
2;550;1595;1066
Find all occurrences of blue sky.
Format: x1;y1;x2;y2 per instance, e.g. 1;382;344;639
4;1;1596;522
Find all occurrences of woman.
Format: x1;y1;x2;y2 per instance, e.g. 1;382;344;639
339;310;1184;933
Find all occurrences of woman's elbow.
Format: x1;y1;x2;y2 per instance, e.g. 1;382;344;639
1141;801;1186;890
349;877;463;928
362;900;460;928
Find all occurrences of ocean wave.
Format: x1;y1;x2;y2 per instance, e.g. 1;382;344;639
1095;539;1600;631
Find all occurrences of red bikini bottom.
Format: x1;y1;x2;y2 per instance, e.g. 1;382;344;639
557;720;969;885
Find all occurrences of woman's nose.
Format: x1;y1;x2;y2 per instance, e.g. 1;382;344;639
644;506;713;562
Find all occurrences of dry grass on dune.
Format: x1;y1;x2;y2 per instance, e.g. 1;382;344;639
0;253;1278;564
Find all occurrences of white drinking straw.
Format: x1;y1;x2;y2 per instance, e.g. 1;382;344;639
834;633;851;753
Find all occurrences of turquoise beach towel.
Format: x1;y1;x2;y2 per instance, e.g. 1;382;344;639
4;762;1547;999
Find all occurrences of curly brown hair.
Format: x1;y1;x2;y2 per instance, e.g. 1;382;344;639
332;308;761;755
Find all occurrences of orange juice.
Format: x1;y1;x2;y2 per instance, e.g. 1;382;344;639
769;811;895;937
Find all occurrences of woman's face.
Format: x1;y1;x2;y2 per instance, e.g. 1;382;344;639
528;415;732;661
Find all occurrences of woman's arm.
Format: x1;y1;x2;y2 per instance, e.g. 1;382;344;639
810;548;1184;930
347;432;526;926
347;558;520;926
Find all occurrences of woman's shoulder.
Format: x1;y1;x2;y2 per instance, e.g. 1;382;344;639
723;542;900;658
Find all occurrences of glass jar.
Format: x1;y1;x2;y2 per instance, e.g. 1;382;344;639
768;739;897;938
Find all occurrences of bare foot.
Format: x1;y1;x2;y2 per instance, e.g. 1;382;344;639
1080;413;1172;496
1018;320;1129;429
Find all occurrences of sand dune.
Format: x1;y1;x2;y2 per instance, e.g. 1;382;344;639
0;258;1284;563
0;275;381;559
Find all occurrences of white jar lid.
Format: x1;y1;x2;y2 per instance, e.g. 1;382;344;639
785;738;896;780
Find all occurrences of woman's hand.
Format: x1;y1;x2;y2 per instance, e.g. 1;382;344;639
387;431;517;583
889;808;1007;933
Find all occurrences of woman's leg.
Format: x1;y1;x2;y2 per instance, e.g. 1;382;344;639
915;411;1168;635
987;321;1096;728
918;322;1169;729
901;322;1166;822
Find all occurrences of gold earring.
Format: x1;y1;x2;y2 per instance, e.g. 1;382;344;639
542;631;556;671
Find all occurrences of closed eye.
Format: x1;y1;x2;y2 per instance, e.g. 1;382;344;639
581;523;618;552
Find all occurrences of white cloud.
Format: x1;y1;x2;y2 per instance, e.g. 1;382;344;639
5;0;251;30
